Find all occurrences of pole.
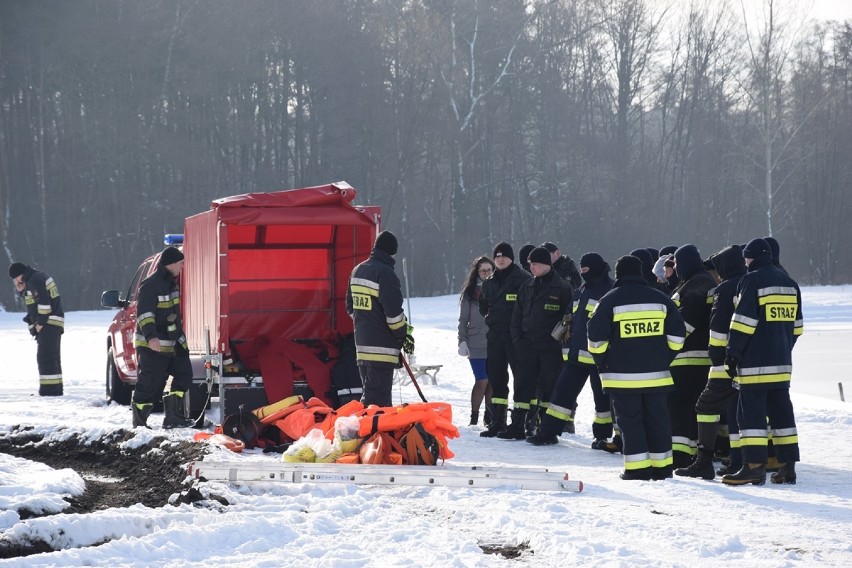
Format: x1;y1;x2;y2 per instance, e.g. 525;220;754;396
839;382;846;402
402;257;413;326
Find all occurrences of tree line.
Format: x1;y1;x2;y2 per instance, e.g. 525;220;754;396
1;0;850;311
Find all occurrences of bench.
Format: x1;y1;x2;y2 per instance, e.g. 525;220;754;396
394;364;443;386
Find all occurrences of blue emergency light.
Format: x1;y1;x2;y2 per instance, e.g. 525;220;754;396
164;234;185;245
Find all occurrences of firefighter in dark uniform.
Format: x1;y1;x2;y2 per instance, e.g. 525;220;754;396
9;262;65;396
675;244;746;480
540;241;582;291
722;238;803;486
588;255;686;480
668;244;716;468
499;247;572;440
527;252;614;446
132;246;195;429
478;242;531;437
346;230;410;408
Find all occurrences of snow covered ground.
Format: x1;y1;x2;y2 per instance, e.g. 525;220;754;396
1;286;851;567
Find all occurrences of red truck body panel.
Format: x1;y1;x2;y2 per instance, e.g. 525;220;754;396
181;182;380;404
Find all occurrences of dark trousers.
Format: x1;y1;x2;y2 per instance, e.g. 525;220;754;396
611;391;672;475
514;340;562;409
36;325;63;396
358;365;394;407
668;365;708;461
738;387;799;465
694;377;740;451
485;331;521;408
541;361;612;439
134;347;193;404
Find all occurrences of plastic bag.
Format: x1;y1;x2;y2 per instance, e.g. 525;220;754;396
282;428;335;463
334;416;362;454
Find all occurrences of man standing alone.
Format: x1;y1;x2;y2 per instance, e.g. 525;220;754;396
8;262;64;396
132;246;195;429
346;230;409;407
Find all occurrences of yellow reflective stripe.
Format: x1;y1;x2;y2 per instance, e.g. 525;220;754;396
577;353;595;365
730;320;755;335
671;357;711;366
624;453;652;470
356;353;400;364
736;373;791;385
649;452;672;468
613;310;667;321
758;294;797;305
490;398;509;406
771;435;798;445
588;340;608;354
697;414;720;423
350;284;379;297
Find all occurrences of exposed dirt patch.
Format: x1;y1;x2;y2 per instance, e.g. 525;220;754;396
480;541;533;559
0;426;210;558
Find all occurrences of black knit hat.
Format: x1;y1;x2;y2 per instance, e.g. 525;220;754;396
518;244;535;265
8;262;27;279
159;246;185;267
743;238;771;260
374;230;398;256
540;241;559;253
615;255;643;280
492;241;514;261
528;246;552;266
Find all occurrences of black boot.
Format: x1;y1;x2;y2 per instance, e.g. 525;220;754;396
721;463;766;486
526;429;558;446
469;411;479;426
132;402;153;428
162;392;195;429
770;462;797;485
497;408;528;440
675;449;715;480
480;406;506;438
524;406;540;438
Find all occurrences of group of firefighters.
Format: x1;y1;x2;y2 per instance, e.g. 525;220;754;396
465;238;802;485
9;228;803;485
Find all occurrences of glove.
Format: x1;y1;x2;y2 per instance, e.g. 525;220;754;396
402;325;415;355
458;341;470;357
724;355;739;378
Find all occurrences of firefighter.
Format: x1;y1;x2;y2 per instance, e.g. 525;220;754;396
478;242;531;437
722;238;803;486
346;230;411;408
499;247;572;440
132;246;195;429
587;255;686;480
675;244;746;480
8;262;64;396
668;244;716;468
527;252;614;446
540;242;582;291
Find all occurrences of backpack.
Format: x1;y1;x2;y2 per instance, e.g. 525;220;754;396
221;405;264;449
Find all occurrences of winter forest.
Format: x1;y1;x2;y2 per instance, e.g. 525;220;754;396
1;0;850;311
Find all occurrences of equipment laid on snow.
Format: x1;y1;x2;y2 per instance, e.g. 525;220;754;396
188;461;583;492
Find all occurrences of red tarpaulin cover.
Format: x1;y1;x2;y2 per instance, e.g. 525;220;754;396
182;182;380;405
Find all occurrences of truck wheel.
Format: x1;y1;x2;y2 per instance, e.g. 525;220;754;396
106;349;132;405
